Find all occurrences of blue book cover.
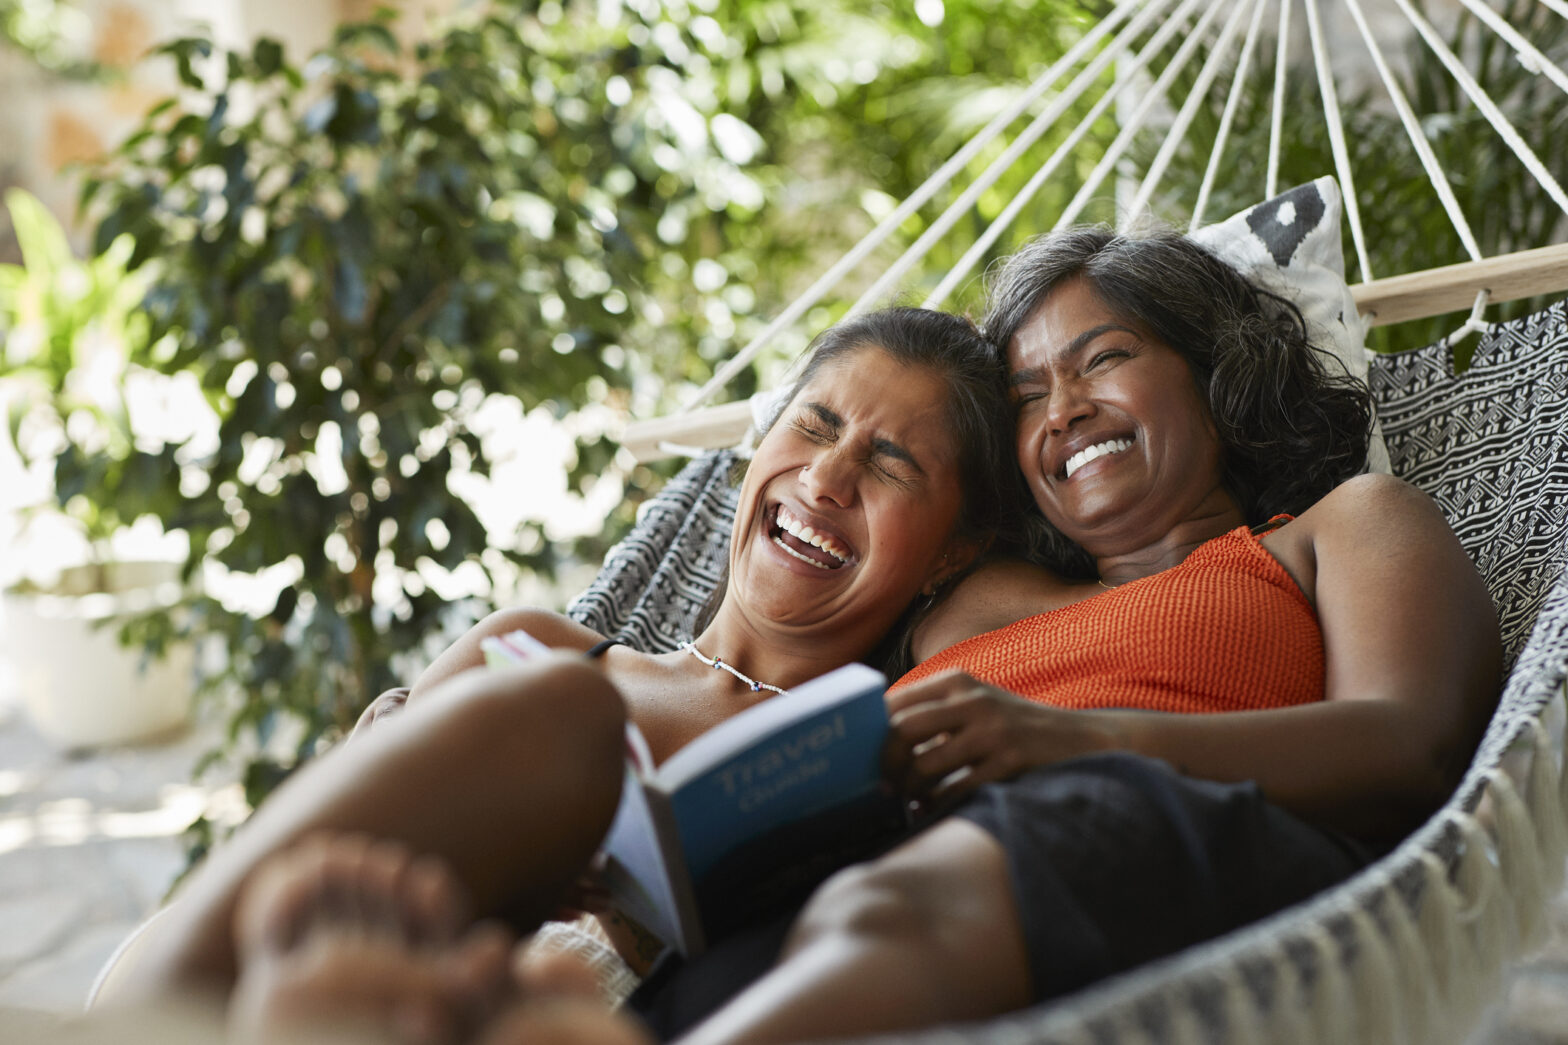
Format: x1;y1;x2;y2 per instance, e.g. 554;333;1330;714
605;662;906;955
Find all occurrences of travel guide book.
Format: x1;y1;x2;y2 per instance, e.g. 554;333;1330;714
481;630;906;957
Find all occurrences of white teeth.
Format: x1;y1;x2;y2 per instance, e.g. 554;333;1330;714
1064;438;1134;479
774;505;850;564
773;535;835;569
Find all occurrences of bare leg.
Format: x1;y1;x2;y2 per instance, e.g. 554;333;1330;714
101;658;628;1007
678;819;1032;1045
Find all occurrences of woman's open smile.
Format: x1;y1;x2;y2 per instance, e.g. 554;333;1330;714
767;502;856;569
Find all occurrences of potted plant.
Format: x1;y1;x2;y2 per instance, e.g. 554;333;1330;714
0;187;194;747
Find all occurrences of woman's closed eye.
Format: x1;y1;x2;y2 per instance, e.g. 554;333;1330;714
790;419;836;443
1014;389;1049;413
870;457;917;489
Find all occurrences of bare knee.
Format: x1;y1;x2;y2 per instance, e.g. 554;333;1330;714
783;821;1031;1011
787;853;961;960
422;657;628;797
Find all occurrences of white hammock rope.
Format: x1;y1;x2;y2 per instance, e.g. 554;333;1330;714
1455;809;1511;1006
1305;922;1355;1043
1377;881;1437;1043
921;0;1212;308
1345;905;1402;1043
1488;765;1547;948
1303;0;1373;280
1057;0;1233;230
1266;0;1291;199
1166;988;1207;1045
1188;0;1269;232
675;0;1147;416
1415;848;1474;1032
1528;717;1567;878
1391;0;1568;221
1217;964;1265;1044
1456;0;1568;97
1125;0;1258;228
853;0;1183;319
623;0;1568;464
1342;0;1483;262
1445;288;1492;346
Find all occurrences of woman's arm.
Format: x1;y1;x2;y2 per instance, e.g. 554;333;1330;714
407;607;606;705
888;475;1502;841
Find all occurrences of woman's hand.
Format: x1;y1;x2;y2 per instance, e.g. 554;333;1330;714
883;670;1112;803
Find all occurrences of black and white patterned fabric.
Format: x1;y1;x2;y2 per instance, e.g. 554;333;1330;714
567;450;738;652
1372;299;1568;668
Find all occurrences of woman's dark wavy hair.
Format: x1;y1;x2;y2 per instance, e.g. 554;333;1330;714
982;225;1374;577
696;306;1024;677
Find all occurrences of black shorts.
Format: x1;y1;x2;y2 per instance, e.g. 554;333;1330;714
953;752;1377;1001
630;752;1377;1038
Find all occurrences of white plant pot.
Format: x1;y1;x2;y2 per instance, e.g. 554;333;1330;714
1;560;195;748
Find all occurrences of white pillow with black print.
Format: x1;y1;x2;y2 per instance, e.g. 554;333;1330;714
1193;176;1390;473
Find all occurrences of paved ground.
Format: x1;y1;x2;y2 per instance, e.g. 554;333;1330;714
2;678;1568;1041
0;685;229;1014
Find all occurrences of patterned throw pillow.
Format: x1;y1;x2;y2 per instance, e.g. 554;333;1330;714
1192;177;1390;473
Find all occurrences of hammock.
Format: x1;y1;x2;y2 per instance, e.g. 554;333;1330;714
571;2;1568;1041
572;299;1568;1045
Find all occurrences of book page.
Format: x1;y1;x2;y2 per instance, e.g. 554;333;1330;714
598;750;688;953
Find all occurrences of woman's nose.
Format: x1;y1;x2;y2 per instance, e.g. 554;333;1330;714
1046;379;1095;435
801;449;856;506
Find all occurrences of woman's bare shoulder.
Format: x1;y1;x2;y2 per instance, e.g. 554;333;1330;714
913;557;1078;661
465;606;607;653
1275;473;1449;556
1263;472;1476;612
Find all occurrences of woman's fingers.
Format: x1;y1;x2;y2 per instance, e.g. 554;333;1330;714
884;669;981;716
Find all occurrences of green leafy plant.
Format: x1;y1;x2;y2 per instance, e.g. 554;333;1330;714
0;187;155;580
60;0;1102;858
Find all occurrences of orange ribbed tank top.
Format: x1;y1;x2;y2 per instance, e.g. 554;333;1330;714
892;523;1323;714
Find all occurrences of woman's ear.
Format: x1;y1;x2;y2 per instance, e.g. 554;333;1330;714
921;535;987;596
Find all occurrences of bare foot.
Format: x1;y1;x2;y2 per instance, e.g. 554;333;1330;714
228;833;516;1043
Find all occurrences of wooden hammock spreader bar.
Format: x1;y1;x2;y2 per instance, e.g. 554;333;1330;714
621;245;1568;462
1351;243;1568;328
620;400;755;466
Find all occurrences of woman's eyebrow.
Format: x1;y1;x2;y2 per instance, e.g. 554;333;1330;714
806;402;924;474
806;403;843;429
1009;323;1139;386
871;437;925;475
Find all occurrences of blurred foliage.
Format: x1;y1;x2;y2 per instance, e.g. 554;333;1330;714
1132;0;1568;360
64;0;1105;834
0;188;152;555
0;0;106;79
